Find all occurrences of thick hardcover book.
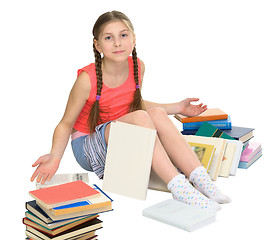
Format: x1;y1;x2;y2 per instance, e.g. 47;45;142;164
52;185;112;216
222;126;254;142
103;121;156;200
25;218;102;240
29;181;100;209
142;199;216;232
174;108;228;123
183;116;232;130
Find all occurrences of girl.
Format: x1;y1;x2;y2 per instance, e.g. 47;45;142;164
31;11;230;211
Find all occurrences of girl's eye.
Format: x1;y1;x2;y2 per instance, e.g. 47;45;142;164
121;33;128;38
105;36;112;40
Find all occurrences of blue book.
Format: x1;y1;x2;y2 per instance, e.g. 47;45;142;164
183;116;231;130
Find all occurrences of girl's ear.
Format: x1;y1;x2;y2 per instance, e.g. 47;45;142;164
94;39;102;53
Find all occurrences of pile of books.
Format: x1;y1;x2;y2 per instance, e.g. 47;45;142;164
175;108;262;180
23;180;113;240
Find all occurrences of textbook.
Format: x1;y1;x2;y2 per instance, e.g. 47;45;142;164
29;181;101;209
51;186;112;216
228;140;244;176
222;126;254;143
196;121;235;140
36;173;89;189
218;141;236;178
183;116;232;130
142;199;216;232
23;215;98;236
188;142;215;171
25;218;102;240
174;108;228;123
103;121;156;200
184;135;227;181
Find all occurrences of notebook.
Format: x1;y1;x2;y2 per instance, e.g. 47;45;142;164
143;199;216;232
102;121;156;200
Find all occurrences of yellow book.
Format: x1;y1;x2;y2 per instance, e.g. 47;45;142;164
188;142;215;172
183;135;227;181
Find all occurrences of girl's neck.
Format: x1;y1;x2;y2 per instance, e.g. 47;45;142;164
102;57;129;77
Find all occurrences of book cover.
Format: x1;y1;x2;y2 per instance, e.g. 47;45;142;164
36;173;89;190
29;180;100;209
142;199;216;232
240;142;262;162
196;121;235;140
228;140;244;176
52;185;112;216
174;108;228;123
184;135;227;181
183;116;232;130
103;121;156;200
222;126;254;143
218;142;236;178
188;142;215;171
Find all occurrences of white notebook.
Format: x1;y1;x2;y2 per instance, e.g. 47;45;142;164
102;121;156;200
143;199;216;232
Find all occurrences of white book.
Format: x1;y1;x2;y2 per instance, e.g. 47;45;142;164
102;121;156;200
142;199;216;232
229;140;243;175
36;173;89;189
219;141;236;177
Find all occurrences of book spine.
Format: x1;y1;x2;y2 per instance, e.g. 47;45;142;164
183;122;231;130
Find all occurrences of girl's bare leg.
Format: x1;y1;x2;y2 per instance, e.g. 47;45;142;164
146;107;202;177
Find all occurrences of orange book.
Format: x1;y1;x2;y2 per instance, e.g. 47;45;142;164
29;180;100;209
174;108;228;123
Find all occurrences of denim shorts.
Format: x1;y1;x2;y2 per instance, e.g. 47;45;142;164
71;121;111;178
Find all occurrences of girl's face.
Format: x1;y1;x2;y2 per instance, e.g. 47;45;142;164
94;20;136;62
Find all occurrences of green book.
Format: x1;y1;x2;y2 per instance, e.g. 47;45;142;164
196;122;235;140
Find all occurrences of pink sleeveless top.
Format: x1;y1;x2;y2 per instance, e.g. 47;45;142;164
73;56;141;134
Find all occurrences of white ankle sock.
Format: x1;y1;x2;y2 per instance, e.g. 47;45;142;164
167;174;221;212
189;166;231;204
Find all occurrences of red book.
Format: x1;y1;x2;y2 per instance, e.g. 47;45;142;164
29;180;100;209
174;108;228;123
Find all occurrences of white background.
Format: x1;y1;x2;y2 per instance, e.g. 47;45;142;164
1;0;276;239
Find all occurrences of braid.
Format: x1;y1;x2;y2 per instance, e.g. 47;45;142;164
87;44;103;134
129;47;145;112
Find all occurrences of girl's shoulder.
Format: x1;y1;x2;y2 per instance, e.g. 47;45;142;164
77;63;96;78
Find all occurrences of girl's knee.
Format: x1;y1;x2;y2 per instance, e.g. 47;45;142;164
147;107;167;118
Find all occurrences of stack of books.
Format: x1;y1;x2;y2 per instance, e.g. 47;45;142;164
23;180;113;240
175;108;262;180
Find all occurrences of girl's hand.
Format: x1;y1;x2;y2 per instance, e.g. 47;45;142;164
31;154;60;184
178;98;207;117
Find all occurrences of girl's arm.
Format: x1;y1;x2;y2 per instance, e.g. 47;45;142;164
144;98;207;116
31;72;91;184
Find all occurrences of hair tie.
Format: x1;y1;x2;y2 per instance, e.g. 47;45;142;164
96;95;101;101
136;84;140;89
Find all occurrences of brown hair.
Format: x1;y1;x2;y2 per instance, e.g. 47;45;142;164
87;11;144;133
